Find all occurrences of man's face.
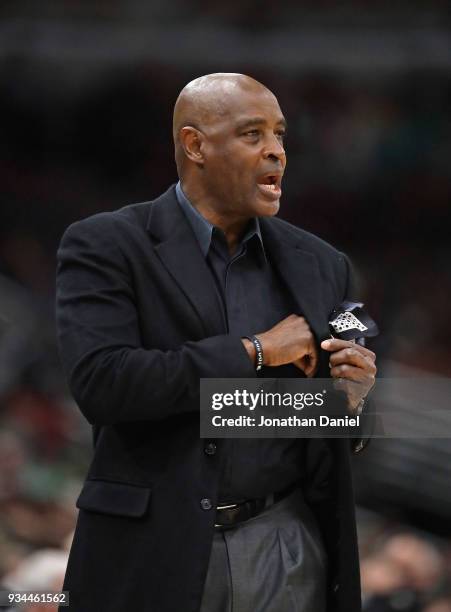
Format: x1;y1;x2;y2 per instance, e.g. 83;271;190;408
200;87;287;219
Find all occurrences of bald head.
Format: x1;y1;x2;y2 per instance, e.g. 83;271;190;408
173;73;276;174
171;72;286;222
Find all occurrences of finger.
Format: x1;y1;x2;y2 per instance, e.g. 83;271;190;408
330;365;376;396
333;377;365;396
333;378;367;410
329;347;377;372
304;360;318;378
306;347;319;377
293;358;308;375
322;338;376;359
321;338;375;361
330;364;371;382
293;351;318;378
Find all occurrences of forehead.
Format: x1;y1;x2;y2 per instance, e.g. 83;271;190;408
210;87;285;130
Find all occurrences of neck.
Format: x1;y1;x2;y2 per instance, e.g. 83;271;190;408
181;180;251;254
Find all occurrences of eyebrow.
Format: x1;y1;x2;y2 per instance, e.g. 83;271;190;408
235;116;288;131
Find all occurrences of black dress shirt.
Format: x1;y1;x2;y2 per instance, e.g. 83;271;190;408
176;182;304;502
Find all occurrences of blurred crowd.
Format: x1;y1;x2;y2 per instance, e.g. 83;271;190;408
1;0;450;27
359;521;451;612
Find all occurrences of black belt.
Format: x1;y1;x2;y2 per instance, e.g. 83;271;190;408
214;482;298;529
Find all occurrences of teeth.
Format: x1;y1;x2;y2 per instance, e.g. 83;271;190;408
262;183;276;190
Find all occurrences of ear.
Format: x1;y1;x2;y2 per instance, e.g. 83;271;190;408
179;126;205;166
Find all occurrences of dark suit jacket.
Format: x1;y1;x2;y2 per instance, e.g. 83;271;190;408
56;185;366;612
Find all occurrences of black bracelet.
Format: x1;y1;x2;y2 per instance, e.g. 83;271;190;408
244;335;264;371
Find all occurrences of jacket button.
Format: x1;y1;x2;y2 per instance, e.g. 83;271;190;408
204;443;217;456
200;498;212;511
333;582;340;592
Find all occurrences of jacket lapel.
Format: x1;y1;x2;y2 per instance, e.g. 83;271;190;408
260;218;331;345
146;186;226;336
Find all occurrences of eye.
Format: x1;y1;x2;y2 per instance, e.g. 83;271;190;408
242;130;260;138
276;130;286;140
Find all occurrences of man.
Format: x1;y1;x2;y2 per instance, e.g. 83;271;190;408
56;73;376;612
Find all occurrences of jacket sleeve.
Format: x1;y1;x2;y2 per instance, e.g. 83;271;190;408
55;217;256;426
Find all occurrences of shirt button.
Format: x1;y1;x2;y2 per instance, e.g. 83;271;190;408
204;442;217;456
200;498;212;511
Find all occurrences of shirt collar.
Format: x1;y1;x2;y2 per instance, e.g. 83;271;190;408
176;181;213;257
175;181;266;260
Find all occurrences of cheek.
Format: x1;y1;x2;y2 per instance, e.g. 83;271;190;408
232;172;256;205
207;147;256;199
205;158;228;189
233;163;256;189
218;162;248;194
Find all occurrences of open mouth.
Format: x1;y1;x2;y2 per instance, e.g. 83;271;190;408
257;174;282;200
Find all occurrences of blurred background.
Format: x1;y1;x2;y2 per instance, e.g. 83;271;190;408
0;2;450;610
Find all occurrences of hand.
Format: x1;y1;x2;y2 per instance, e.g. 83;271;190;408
256;314;318;377
320;338;376;412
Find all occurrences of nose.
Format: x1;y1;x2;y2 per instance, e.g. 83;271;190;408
262;133;286;164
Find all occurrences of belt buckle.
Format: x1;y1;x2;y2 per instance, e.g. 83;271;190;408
216;503;239;511
214;502;239;528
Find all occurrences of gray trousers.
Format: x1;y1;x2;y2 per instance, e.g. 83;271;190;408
199;488;327;612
